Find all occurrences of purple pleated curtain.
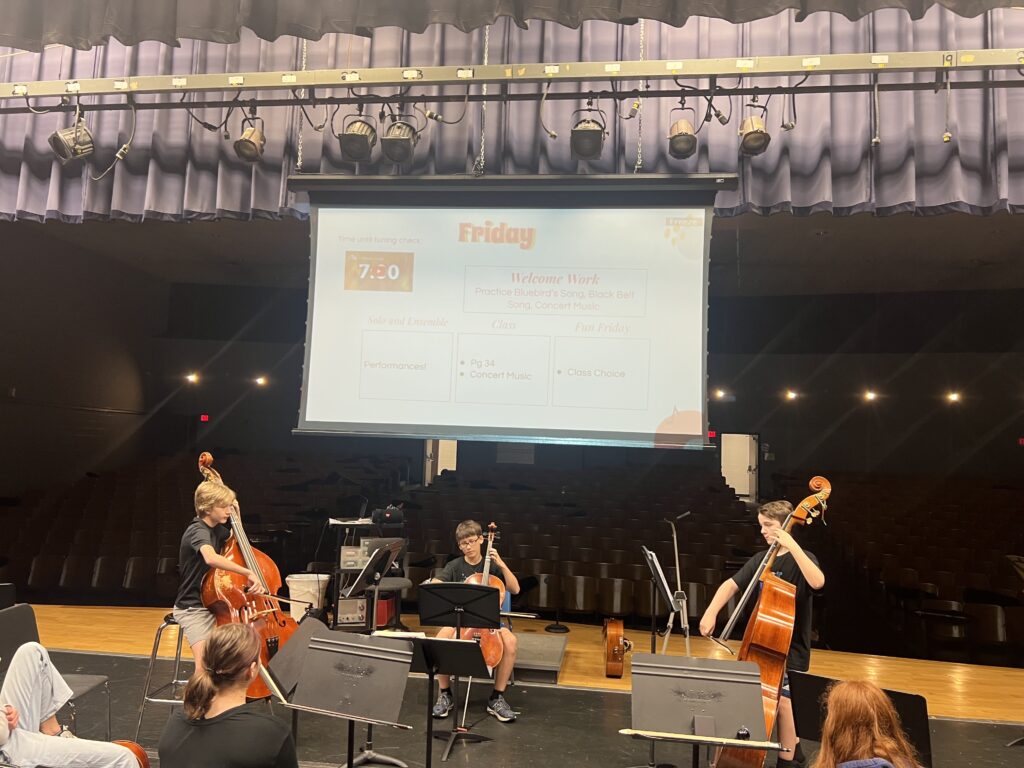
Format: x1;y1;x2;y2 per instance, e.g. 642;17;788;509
0;7;1022;221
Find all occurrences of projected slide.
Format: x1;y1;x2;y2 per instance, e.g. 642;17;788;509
301;206;708;447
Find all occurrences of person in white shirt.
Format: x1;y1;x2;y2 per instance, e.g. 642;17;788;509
1;642;138;768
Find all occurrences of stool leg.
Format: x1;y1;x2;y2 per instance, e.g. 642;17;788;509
135;621;167;742
104;680;111;741
172;622;185;684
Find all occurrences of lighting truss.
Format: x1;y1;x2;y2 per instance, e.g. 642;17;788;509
2;49;1023;112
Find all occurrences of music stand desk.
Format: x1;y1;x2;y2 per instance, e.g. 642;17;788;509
620;728;781;751
407;636;491;768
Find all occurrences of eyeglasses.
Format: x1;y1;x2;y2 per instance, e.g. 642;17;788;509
458;537;482;548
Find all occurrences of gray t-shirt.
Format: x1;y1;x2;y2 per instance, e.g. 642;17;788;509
175;518;231;609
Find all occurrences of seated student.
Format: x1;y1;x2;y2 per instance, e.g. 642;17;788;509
813;680;921;768
158;623;298;768
0;641;140;768
430;519;520;723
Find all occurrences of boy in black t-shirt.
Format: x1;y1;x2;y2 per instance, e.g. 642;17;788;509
430;520;521;723
699;500;825;768
173;479;265;674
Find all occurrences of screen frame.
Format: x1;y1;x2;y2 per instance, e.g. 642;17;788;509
290;174;736;449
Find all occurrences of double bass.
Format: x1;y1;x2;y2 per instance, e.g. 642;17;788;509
713;476;831;768
459;522;505;668
198;452;299;699
603;618;632;678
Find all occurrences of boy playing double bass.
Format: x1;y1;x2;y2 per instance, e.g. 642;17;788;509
699;500;825;768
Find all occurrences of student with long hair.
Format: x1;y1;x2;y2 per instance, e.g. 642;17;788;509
814;680;920;768
158;623;297;768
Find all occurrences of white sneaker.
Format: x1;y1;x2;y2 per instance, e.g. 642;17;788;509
57;725;76;738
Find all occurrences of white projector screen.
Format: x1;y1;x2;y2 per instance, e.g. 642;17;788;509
297;178;715;448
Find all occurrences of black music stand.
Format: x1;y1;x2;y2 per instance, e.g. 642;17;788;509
340;540;408;768
623;653;784;768
788;671;933;768
409;636;492;768
280;630;414;768
635;546;685;768
418;582;500;762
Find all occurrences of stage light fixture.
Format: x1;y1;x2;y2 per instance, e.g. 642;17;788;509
381;117;421;164
668;118;697;160
739;95;771;156
570;100;608;160
233;105;266;163
185;373;199;384
49;104;94;165
785;390;799;401
946;391;961;403
380;112;419;162
254;376;268;387
714;388;727;400
667;97;698;160
338;114;378;162
864;390;878;402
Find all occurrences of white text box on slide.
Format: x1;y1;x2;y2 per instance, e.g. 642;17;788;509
463;266;648;317
455;334;550;406
552;337;650;410
359;331;454;402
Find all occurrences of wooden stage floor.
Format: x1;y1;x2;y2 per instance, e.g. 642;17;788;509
33;605;1024;724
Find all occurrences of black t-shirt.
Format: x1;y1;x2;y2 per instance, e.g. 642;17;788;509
438;556;506;586
730;548;821;673
158;701;298;768
175;517;231;609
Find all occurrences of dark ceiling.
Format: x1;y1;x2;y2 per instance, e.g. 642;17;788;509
4;209;1023;297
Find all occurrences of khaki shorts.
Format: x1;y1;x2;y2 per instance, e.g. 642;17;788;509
172;606;217;648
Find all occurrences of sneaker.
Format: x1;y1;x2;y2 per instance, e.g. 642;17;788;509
486;694;517;723
57;726;77;739
432;689;454;719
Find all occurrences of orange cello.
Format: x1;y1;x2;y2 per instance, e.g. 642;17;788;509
459;522;506;668
197;452;299;699
112;741;150;768
713;476;831;768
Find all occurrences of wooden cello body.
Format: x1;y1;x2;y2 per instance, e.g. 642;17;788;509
197;452;299;699
714;476;831;768
460;522;506;668
113;740;150;768
603;618;632;678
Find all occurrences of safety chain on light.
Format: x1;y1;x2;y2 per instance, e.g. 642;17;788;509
633;19;645;174
296;39;309;171
472;25;490;176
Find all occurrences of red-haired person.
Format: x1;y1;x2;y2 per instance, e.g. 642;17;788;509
813;680;921;768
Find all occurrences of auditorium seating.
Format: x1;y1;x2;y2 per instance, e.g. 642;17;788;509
0;451;408;606
776;472;1023;666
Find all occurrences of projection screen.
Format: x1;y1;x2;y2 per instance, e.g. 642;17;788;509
292;175;733;448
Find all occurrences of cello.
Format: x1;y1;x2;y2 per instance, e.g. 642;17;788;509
713;476;831;768
112;740;150;768
197;452;299;699
459;522;505;668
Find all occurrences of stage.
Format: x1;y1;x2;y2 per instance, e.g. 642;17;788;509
34;605;1024;724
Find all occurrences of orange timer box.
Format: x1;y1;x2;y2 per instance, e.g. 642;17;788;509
344;251;415;292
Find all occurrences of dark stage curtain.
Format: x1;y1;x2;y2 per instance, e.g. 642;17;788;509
0;1;1017;52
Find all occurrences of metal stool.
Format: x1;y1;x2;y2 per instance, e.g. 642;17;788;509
134;612;188;741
